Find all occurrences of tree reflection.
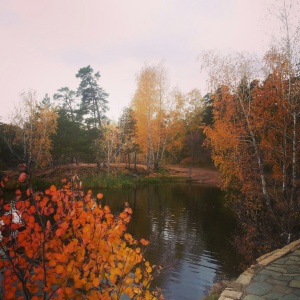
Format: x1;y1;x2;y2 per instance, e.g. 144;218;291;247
102;183;242;299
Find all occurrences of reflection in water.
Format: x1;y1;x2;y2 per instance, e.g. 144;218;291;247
102;183;241;300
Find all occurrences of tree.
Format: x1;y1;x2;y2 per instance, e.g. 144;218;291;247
0;123;23;168
203;45;300;255
131;63;169;171
0;177;163;299
164;88;187;164
118;107;139;169
94;122;120;172
76;66;109;128
9;90;58;172
52;109;92;165
199;4;300;253
53;87;80;123
267;0;300;205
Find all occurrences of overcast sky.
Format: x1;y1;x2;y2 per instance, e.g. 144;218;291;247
0;0;273;122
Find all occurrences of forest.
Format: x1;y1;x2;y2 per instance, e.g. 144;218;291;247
0;64;212;174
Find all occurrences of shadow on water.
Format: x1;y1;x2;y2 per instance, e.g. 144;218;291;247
102;182;242;300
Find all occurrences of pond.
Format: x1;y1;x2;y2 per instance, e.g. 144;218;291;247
102;182;242;300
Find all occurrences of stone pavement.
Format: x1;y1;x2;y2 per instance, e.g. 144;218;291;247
219;240;300;300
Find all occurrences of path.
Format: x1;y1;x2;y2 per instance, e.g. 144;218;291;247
219;240;300;299
166;165;221;187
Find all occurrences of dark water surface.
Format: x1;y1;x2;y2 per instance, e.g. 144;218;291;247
102;183;242;300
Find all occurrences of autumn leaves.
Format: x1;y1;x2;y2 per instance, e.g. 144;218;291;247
0;177;163;299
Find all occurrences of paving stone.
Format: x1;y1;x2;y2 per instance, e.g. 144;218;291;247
227;281;243;291
259;269;282;276
243;296;265;300
265;265;287;274
253;274;269;282
277;275;293;281
292;288;300;296
224;244;300;300
289;279;300;288
222;289;242;298
282;295;299;300
287;255;300;262
236;274;253;285
286;265;300;273
274;257;288;264
271;285;293;294
266;263;286;271
266;277;288;286
245;282;272;295
265;292;285;299
285;260;300;265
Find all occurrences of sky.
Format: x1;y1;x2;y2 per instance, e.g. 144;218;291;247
0;0;273;122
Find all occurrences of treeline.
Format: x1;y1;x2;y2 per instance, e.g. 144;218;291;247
201;0;300;259
0;65;213;172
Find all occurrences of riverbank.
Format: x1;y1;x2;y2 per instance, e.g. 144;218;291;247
2;163;222;190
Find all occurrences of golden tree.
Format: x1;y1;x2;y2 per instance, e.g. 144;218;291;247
131;63;169;171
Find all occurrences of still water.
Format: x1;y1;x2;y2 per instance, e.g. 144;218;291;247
102;183;242;300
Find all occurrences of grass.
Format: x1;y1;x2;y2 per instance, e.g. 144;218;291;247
81;172;177;189
202;293;220;300
3;164;187;191
202;279;232;300
81;173;136;189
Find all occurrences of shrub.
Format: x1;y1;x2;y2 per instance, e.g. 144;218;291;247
0;176;163;299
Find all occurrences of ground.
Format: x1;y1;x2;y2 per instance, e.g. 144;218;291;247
3;163;221;188
32;163;222;187
165;165;221;187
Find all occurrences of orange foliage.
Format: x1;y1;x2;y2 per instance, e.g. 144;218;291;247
0;179;163;300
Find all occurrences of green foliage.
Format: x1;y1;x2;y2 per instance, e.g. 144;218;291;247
0;123;23;168
53;87;80;123
81;173;136;189
52;109;96;165
76;65;109;128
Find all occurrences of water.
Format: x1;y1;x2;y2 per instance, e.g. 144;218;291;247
101;183;242;300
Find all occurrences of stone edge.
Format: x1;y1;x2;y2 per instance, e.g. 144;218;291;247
218;239;300;300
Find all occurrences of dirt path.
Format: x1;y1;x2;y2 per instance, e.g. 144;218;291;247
166;165;221;187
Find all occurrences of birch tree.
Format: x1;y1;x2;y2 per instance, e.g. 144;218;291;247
131;63;169;171
10;90;58;173
267;0;300;205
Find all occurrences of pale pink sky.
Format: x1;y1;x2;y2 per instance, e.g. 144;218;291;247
0;0;271;121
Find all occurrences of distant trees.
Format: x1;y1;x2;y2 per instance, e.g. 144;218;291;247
6;90;58;172
1;63;212;171
0;123;23;168
52;66;109;166
130;63;212;170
